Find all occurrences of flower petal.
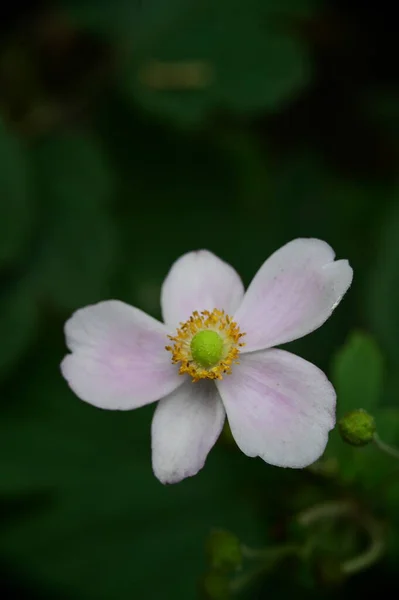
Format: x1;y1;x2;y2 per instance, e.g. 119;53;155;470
151;379;225;484
234;238;353;352
217;349;335;468
61;300;182;410
161;250;244;329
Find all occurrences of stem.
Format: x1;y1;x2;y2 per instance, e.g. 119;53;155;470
341;516;385;575
298;501;385;576
230;544;299;593
296;500;353;527
374;433;399;461
229;562;269;593
241;543;300;561
232;500;385;595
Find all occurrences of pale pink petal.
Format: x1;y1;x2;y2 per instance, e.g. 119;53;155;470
234;238;353;352
217;349;335;468
61;300;182;410
161;250;244;329
151;379;225;484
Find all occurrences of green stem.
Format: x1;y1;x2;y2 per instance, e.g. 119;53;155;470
229;562;270;594
298;501;385;576
232;500;385;594
341;516;385;575
296;500;353;527
241;543;299;561
374;433;399;461
230;544;299;593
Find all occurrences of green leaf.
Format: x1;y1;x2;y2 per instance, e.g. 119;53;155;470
0;340;263;599
31;132;119;311
126;0;310;124
332;331;384;415
0;118;32;266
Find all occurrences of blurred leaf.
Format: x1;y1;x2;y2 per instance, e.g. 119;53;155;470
268;153;381;369
96;103;251;315
350;408;399;489
206;529;242;573
126;0;310;124
380;410;399;563
30;132;119;311
332;331;384;415
363;88;399;140
271;154;382;258
0;278;38;380
324;408;399;488
323;331;384;480
367;192;399;367
201;572;230;600
0;337;263;599
60;0;144;37
0;118;32;266
61;0;316;46
264;0;319;17
61;0;195;45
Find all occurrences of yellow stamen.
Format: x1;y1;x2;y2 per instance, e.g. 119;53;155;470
165;308;246;382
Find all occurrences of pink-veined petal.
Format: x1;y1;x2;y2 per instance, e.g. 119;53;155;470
234;238;353;352
61;300;181;410
161;250;244;329
217;349;336;468
151;379;225;484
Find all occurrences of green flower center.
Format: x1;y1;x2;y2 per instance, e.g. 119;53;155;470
190;330;224;368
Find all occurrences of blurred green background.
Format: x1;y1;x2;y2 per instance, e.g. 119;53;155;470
2;0;399;598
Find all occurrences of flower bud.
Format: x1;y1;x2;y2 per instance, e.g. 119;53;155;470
206;529;242;573
338;409;376;447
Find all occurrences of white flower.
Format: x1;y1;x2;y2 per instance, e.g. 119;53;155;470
61;239;353;484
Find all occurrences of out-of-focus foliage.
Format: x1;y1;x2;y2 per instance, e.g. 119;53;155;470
1;0;399;598
0;118;31;266
333;332;384;415
31;133;118;310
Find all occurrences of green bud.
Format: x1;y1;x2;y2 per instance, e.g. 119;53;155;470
191;330;224;368
206;529;242;573
201;572;230;600
338;409;376;447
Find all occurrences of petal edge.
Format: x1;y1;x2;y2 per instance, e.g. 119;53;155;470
61;300;182;410
235;238;353;352
151;380;225;484
217;349;336;468
161;250;244;329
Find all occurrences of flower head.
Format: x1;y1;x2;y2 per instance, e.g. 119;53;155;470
166;308;245;381
61;238;353;484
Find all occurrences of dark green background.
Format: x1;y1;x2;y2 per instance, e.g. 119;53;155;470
1;1;399;598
